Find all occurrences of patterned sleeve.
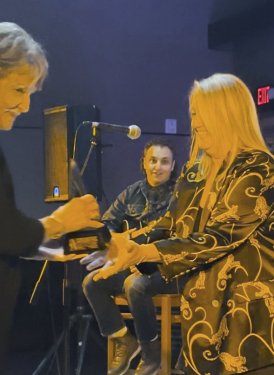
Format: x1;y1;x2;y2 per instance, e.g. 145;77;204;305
156;152;274;280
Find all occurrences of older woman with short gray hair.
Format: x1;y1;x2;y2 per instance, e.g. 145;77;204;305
0;22;98;368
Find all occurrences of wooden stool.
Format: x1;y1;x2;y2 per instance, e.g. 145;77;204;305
108;294;181;375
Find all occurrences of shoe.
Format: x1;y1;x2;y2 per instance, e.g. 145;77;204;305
108;332;141;375
134;339;161;375
135;359;161;375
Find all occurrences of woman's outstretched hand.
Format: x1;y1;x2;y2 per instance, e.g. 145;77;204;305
92;233;160;281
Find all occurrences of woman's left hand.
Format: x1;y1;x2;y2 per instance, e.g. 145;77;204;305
93;233;160;281
92;235;141;281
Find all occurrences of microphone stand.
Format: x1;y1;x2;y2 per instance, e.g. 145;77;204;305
79;125;98;177
32;126;104;375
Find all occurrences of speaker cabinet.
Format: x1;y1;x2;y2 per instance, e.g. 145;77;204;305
44;104;100;202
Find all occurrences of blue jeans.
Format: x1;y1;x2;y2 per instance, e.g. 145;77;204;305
82;269;185;342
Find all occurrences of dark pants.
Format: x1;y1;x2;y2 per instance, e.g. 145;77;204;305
83;269;185;341
0;260;21;371
246;366;274;374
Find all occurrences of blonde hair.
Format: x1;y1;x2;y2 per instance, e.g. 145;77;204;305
0;22;48;90
188;73;270;180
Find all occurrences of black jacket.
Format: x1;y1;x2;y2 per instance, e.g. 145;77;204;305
102;179;175;232
0;146;44;358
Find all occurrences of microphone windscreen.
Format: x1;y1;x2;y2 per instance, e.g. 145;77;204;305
128;125;141;140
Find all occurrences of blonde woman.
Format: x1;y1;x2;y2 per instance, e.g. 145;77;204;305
93;74;274;374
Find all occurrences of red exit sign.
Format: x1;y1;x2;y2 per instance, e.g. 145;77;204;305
257;85;274;106
257;86;270;105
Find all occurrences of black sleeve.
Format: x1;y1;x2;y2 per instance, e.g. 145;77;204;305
102;188;129;232
0;148;44;257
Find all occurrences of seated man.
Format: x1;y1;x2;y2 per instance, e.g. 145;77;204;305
82;139;185;375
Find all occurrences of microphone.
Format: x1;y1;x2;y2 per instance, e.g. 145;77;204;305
83;121;141;140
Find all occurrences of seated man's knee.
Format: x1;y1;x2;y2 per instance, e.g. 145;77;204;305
124;273;150;297
82;271;98;297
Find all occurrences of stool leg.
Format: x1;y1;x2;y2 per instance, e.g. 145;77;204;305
160;296;172;375
108;337;114;371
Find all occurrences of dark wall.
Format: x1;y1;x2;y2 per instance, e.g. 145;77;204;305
209;0;274;150
234;28;274;149
0;0;232;216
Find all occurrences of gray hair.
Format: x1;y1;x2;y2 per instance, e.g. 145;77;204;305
0;22;48;90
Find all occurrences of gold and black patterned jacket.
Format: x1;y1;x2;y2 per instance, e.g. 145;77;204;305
154;150;274;374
